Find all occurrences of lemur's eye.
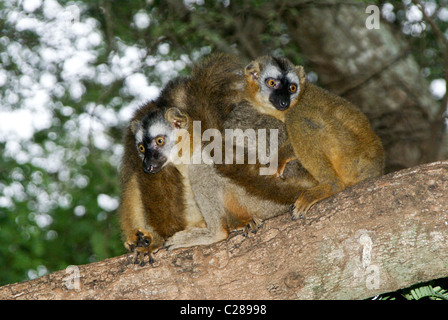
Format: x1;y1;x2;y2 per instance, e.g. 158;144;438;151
266;78;277;88
156;136;165;146
289;84;298;93
138;144;145;153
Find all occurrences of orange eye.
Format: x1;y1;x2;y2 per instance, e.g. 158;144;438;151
138;144;145;153
289;84;297;93
266;78;277;88
156;136;165;146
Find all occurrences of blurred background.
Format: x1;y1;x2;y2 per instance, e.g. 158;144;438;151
0;0;447;288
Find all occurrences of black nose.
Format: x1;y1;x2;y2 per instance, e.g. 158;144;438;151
280;100;288;108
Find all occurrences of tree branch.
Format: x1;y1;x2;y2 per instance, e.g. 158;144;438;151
1;161;448;300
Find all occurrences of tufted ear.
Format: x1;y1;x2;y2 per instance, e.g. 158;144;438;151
130;119;141;134
165;107;189;129
295;65;306;81
244;60;263;82
295;65;307;86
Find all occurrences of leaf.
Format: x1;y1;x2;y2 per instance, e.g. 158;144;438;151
402;283;448;300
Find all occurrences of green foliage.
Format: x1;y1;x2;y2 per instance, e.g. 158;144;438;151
372;279;448;300
402;284;448;300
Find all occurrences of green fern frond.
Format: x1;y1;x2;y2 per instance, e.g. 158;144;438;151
429;286;448;300
402;284;448;300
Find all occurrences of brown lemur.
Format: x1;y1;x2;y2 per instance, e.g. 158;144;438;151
243;55;385;220
118;53;244;264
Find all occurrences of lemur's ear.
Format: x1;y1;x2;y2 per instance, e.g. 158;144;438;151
244;61;262;82
130;120;141;134
295;65;306;81
295;65;307;88
165;108;189;129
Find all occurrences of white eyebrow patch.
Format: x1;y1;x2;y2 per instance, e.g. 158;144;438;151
135;127;144;143
286;73;299;85
149;122;169;138
262;65;282;80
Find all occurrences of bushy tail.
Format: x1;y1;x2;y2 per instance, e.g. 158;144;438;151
186;53;244;131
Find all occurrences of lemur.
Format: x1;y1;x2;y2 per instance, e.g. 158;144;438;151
243;56;384;220
118;53;244;264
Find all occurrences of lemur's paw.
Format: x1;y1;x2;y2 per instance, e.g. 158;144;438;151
289;191;317;222
243;217;264;237
125;229;154;266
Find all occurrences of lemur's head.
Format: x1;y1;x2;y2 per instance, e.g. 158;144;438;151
131;107;188;174
244;56;306;112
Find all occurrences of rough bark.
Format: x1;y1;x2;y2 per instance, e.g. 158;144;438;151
1;161;447;300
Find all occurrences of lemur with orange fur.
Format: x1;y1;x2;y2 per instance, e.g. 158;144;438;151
244;56;384;219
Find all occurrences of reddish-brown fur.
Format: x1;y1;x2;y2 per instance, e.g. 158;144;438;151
244;56;384;218
118;53;244;263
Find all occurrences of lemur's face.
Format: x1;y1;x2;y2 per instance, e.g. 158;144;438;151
131;109;187;174
246;56;302;111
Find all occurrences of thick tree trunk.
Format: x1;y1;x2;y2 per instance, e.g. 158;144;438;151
1;161;447;300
